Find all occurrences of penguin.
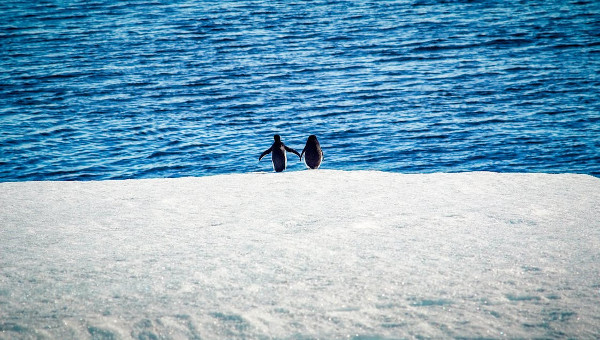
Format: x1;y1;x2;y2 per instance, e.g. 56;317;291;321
259;134;301;172
301;135;323;169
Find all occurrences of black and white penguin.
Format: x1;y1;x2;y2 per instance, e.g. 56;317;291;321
301;135;323;169
259;134;301;172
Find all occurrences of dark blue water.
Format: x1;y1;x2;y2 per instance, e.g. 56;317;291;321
1;0;599;181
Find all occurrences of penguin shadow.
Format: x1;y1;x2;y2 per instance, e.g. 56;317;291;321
259;135;323;172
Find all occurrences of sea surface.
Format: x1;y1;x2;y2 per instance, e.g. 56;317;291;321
1;0;599;181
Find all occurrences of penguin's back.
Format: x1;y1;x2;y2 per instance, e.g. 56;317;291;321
271;144;287;172
303;137;323;169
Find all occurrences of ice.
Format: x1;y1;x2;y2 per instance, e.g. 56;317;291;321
1;170;599;339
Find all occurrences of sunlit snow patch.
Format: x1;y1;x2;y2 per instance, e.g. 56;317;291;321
1;171;599;339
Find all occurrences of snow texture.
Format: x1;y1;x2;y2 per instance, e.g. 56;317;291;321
1;170;599;339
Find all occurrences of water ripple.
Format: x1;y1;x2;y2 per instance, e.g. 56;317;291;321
1;0;599;180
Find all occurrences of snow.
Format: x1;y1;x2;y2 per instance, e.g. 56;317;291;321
1;170;599;339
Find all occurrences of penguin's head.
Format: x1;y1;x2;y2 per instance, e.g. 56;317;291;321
308;135;317;141
274;134;281;142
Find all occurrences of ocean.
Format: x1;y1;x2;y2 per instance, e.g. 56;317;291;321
1;0;599;181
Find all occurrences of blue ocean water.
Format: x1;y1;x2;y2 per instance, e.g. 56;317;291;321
1;0;599;181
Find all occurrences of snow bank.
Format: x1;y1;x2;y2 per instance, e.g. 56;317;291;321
1;170;599;339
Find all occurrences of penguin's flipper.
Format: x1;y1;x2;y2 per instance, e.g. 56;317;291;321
259;147;272;161
285;145;301;159
300;148;305;160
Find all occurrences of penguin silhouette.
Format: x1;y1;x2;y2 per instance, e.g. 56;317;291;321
301;135;323;169
259;135;301;172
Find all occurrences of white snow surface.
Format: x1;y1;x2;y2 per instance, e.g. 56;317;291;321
1;170;599;339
